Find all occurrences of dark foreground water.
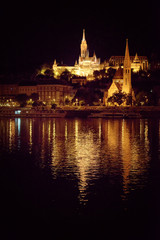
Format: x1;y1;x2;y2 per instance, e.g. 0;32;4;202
0;117;160;240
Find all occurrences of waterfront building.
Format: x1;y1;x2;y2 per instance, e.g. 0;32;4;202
37;82;75;104
0;84;18;99
19;83;37;96
0;81;75;106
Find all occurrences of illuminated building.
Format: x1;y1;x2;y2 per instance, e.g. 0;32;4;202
76;29;101;79
0;81;76;106
71;76;87;86
19;83;37;96
131;53;141;72
37;83;75;104
0;84;18;98
53;29;102;80
109;54;148;72
104;39;135;105
52;30;148;80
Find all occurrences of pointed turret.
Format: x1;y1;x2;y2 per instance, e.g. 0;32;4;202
135;52;138;59
93;51;97;62
53;59;57;66
75;60;78;66
133;53;140;63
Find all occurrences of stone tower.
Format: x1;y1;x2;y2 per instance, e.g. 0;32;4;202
122;39;132;94
80;29;88;58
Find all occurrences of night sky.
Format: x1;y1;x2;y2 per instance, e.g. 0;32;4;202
1;0;160;74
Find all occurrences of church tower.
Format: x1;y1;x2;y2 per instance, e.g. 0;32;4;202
80;29;88;58
122;39;132;94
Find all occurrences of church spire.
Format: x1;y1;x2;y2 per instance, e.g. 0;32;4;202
81;29;88;58
122;39;132;94
83;29;85;41
124;39;131;68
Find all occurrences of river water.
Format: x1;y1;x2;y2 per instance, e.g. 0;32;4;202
0;118;160;239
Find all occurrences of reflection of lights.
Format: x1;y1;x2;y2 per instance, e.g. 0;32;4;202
15;118;21;150
51;120;56;167
9;119;15;151
65;121;68;140
144;120;148;142
140;119;144;137
11;118;150;208
9;119;12;151
48;120;51;143
53;120;56;137
98;119;102;140
40;121;45;162
75;120;78;140
74;121;100;204
121;120;131;200
17;118;21;136
120;119;150;202
159;120;160;141
29;119;33;154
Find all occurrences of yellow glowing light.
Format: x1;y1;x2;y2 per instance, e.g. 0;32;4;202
29;119;33;154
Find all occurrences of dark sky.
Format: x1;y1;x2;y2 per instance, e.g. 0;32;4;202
1;0;160;74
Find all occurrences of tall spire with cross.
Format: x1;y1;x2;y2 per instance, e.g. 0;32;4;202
81;29;88;58
82;29;85;41
122;39;132;94
124;39;131;68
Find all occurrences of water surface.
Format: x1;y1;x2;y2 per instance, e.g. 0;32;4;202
0;118;160;239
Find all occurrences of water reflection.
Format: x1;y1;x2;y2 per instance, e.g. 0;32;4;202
73;119;101;203
0;117;156;205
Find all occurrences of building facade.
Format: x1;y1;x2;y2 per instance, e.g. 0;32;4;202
53;30;103;80
0;84;18;98
0;82;76;106
37;84;75;104
104;39;134;105
52;30;148;81
109;54;148;72
19;84;37;96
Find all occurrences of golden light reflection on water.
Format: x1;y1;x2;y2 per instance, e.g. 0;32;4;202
29;119;33;154
0;118;155;205
74;119;101;204
9;119;15;152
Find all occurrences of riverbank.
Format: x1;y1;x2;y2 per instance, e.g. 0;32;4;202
0;106;160;118
64;106;160;118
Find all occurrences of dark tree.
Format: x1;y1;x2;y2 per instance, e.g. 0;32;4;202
30;93;39;102
108;91;127;106
44;69;54;77
135;91;155;106
51;103;57;109
60;69;72;81
15;94;29;107
73;87;101;105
